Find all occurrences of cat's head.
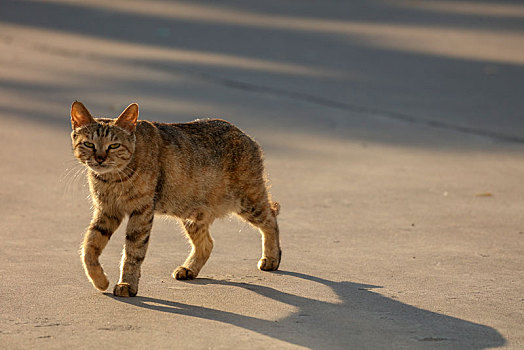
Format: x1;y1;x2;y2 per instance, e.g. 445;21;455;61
70;101;138;174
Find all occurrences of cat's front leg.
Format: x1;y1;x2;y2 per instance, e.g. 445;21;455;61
82;210;123;291
114;203;154;297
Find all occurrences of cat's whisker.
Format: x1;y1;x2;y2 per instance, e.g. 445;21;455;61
72;167;89;195
61;162;88;198
60;162;82;181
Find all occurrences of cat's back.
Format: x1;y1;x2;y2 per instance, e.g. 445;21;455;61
147;119;261;159
151;118;248;142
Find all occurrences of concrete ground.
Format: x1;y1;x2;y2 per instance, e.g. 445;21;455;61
0;0;523;349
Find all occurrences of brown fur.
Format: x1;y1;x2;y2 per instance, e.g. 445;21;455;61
70;101;281;297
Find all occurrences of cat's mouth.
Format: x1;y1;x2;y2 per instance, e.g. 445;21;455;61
87;163;114;174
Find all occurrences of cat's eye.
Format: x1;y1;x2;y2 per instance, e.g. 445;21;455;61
108;143;120;150
83;142;95;148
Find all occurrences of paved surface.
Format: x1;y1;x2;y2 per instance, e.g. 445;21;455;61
1;1;523;349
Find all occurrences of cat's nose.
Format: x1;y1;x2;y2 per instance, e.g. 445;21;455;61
95;154;106;164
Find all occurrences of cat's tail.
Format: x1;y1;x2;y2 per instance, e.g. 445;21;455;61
271;201;281;216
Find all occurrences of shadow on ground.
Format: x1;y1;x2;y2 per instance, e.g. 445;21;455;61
109;271;505;349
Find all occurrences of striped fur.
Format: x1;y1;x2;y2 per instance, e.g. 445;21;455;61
71;102;281;297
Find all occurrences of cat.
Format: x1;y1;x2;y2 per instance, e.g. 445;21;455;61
70;101;281;297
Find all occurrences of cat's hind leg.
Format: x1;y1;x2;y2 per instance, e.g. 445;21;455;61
173;216;213;280
82;210;123;291
238;197;281;271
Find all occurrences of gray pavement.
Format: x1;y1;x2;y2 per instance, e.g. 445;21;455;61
0;1;523;349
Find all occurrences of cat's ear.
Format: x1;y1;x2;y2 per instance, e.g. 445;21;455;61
115;103;139;133
71;101;96;130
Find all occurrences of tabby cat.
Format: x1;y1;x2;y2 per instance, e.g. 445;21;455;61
70;101;281;297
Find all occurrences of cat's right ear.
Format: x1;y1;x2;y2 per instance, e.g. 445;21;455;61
115;103;139;133
71;101;96;130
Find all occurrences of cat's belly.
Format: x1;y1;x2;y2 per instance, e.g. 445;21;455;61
151;168;238;220
153;192;236;220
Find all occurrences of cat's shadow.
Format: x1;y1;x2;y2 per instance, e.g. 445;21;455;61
107;271;504;349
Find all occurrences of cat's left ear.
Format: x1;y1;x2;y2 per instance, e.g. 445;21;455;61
115;103;139;133
71;101;96;130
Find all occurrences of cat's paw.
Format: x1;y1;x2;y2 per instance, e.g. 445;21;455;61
113;283;137;297
258;256;280;271
92;275;110;291
173;266;195;280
